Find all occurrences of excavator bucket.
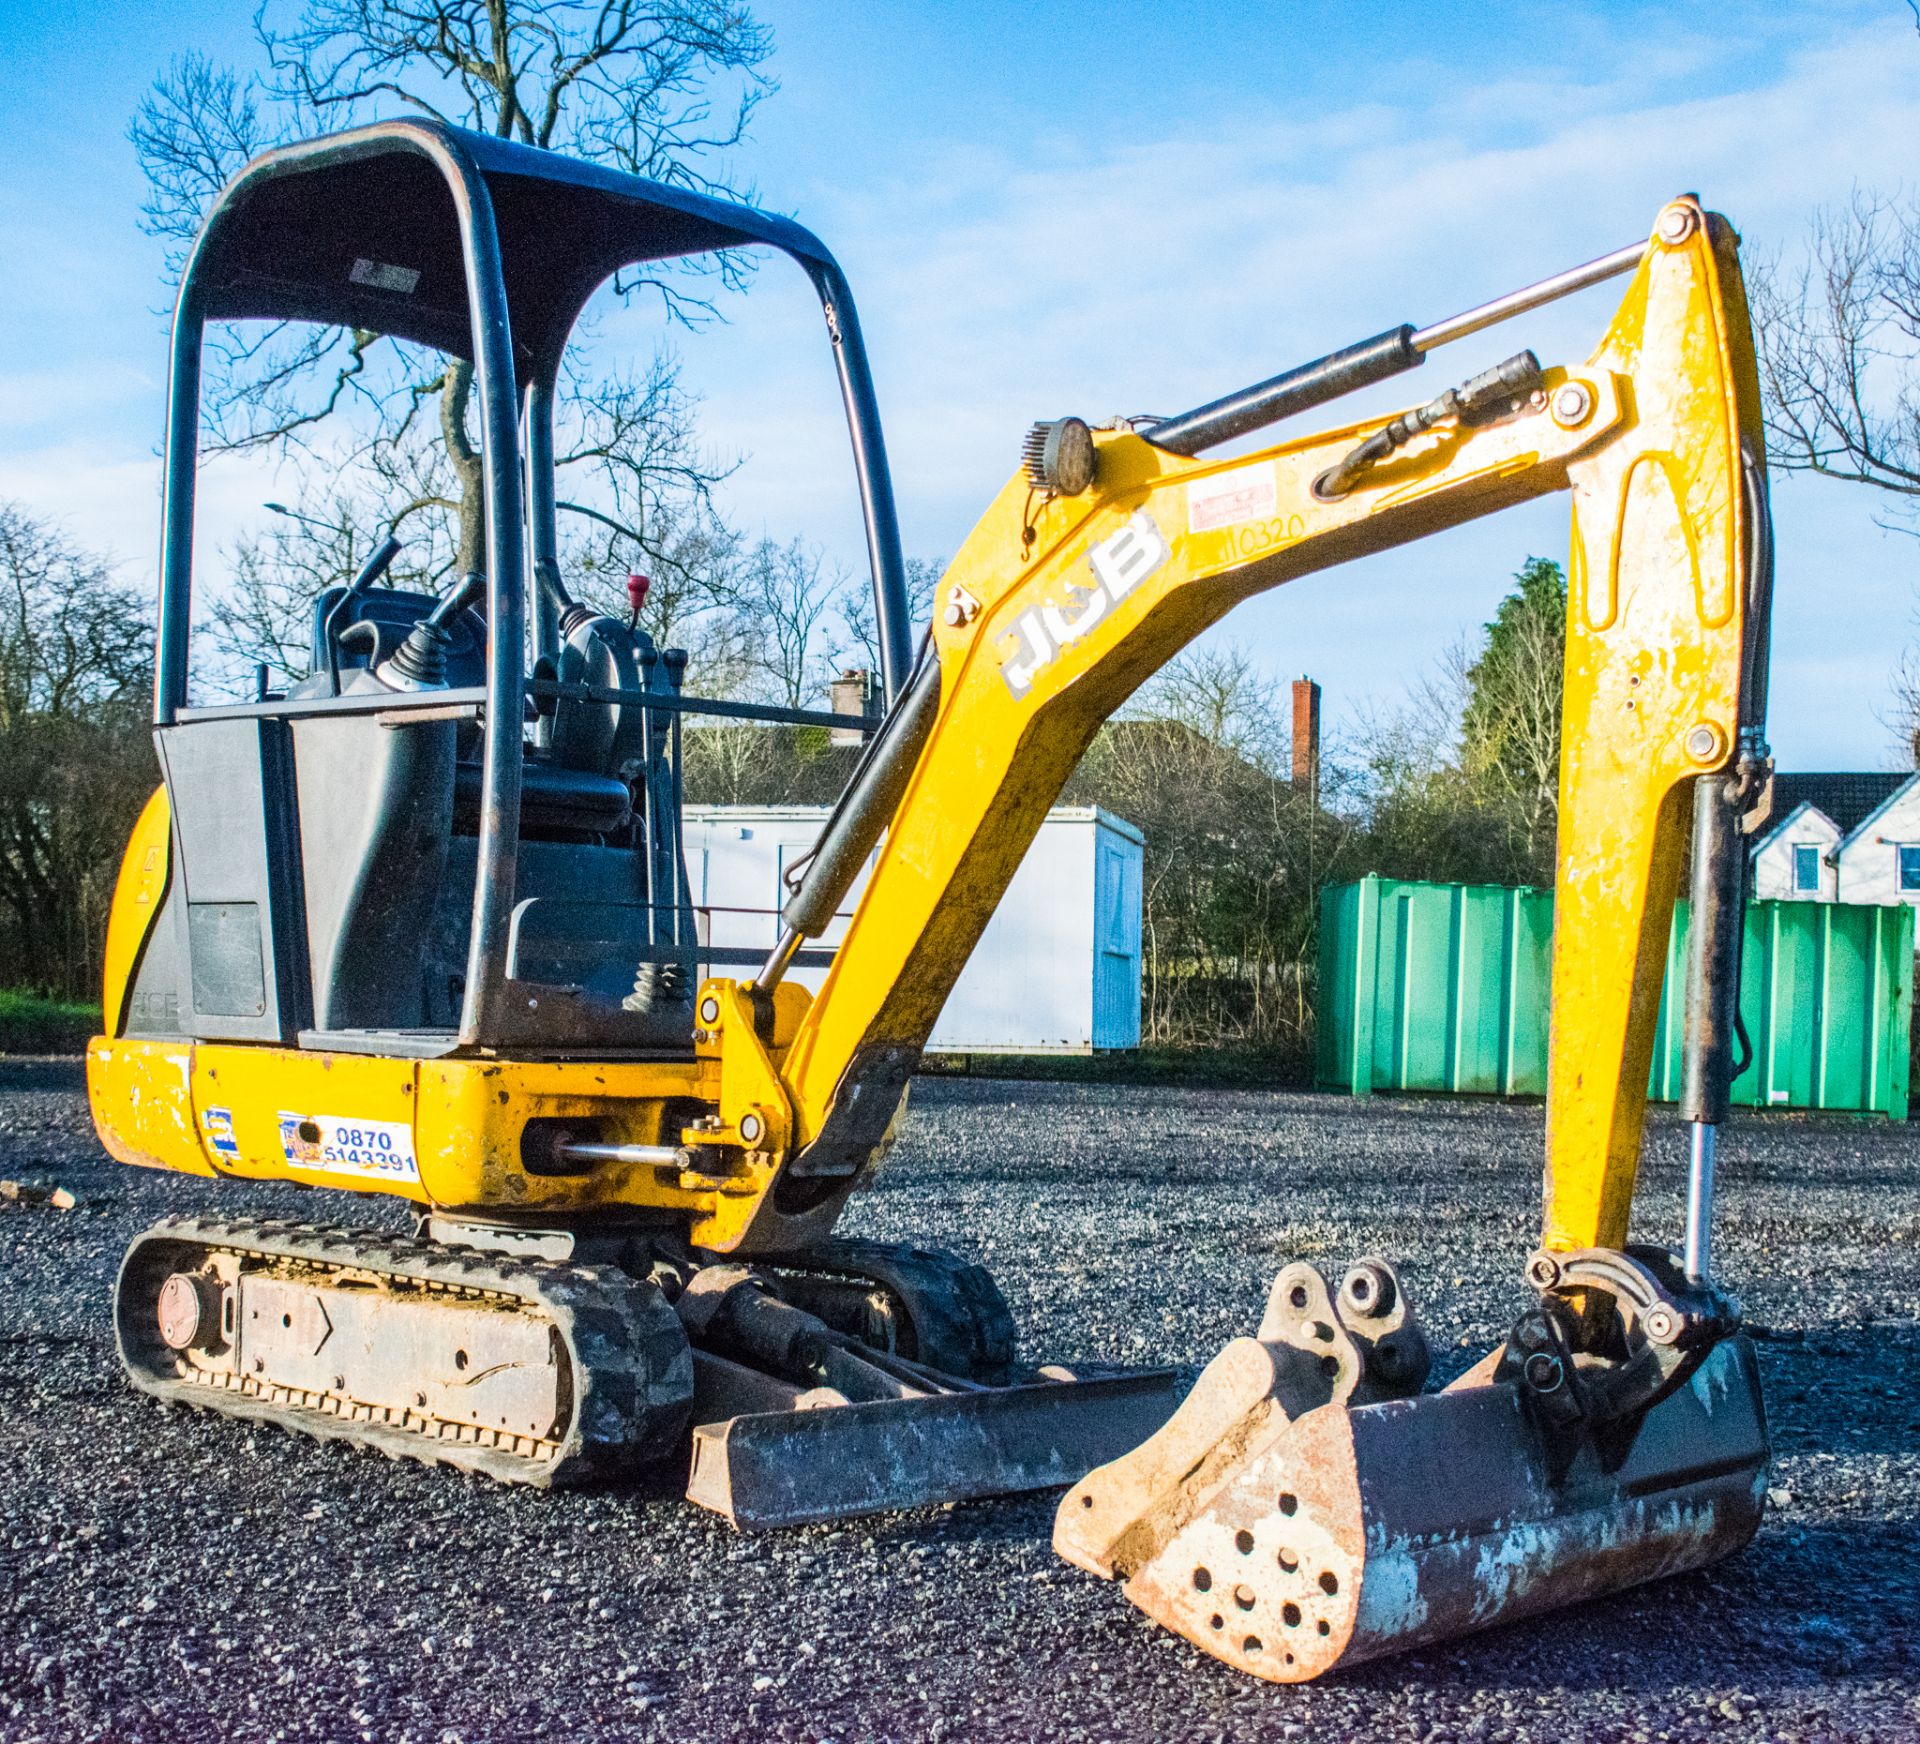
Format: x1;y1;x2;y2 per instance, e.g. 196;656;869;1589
1055;1256;1769;1682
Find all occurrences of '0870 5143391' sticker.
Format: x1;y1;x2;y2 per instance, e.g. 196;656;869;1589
277;1112;420;1184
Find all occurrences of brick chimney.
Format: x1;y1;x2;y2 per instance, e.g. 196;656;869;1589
1291;675;1321;801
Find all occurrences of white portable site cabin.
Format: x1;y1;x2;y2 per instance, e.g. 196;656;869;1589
683;805;1144;1053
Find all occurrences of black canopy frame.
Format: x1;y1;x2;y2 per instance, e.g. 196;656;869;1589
153;117;912;1046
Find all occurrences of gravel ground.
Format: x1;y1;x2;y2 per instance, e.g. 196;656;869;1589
1;1055;1916;1743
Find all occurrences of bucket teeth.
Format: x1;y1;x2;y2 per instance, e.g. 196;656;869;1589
1057;1256;1770;1683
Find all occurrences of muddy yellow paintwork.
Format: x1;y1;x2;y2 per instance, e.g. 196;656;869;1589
1545;209;1765;1250
100;786;170;1036
413;1050;706;1214
89;1038;214;1178
92;199;1765;1266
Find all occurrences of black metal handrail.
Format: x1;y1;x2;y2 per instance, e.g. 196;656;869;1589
175;679;874;735
526;677;872;733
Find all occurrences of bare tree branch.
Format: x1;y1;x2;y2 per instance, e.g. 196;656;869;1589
1751;191;1920;518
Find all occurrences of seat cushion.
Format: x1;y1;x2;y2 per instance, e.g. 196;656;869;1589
454;758;632;835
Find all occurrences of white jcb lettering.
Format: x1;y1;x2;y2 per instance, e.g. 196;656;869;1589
1046;574;1112;643
999;610;1057;699
998;509;1171;699
1087;510;1171;602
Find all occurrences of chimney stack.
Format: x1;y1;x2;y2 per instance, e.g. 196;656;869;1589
1291;675;1321;801
829;668;880;747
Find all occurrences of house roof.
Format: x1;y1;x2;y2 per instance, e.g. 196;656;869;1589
1834;768;1920;852
1758;799;1841;848
1769;772;1911;838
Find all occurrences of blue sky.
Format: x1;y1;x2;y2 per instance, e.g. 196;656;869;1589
2;1;1917;765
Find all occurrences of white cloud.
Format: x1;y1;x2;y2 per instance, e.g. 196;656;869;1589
0;447;161;580
0;360;157;434
785;14;1920;766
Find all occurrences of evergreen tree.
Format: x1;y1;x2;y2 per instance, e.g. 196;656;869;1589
1460;556;1567;881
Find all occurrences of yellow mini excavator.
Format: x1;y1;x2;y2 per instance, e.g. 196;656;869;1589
93;119;1773;1677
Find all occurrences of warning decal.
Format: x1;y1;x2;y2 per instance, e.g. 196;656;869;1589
201;1105;240;1161
277;1112;420;1184
1187;463;1278;533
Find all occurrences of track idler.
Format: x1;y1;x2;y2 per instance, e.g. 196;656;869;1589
1055;1252;1768;1682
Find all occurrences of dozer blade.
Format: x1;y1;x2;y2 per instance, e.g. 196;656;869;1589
688;1369;1181;1530
1056;1256;1768;1683
673;1260;1181;1528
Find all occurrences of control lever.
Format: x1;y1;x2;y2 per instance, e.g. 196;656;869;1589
376;570;485;692
321;535;403;695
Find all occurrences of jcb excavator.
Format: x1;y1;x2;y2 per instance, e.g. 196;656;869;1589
92;118;1772;1681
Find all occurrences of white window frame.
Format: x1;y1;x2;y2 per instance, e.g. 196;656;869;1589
1792;843;1821;894
1898;844;1920;894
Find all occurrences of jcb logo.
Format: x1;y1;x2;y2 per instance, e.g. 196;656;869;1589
998;510;1173;699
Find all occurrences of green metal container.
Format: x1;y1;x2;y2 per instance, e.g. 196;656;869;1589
1318;874;1913;1118
1317;878;1554;1098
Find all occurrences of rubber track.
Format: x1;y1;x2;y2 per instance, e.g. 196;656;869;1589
761;1237;1018;1382
115;1215;693;1488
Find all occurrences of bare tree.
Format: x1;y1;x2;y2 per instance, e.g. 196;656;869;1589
837;555;941;677
1345;686;1512;888
1128;644;1287;767
735;536;844;707
1752;191;1920;520
211;510;370;685
0;505;156;999
681;719;781;804
1066;642;1350;1054
1752;191;1920;760
132;4;774;682
1879;626;1920;770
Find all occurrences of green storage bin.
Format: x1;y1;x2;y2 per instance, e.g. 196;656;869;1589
1319;874;1912;1118
1316;877;1554;1097
1646;896;1913;1116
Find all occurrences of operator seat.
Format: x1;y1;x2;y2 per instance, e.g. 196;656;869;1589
313;583;633;838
